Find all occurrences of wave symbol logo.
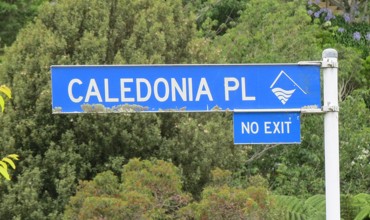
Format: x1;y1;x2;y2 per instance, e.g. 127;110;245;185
270;71;306;105
271;88;296;105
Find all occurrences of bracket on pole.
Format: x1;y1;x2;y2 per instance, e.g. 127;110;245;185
322;59;338;68
322;105;339;112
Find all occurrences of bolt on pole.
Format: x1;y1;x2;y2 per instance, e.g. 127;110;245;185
322;48;340;220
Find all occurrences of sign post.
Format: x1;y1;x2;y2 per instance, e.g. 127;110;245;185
322;49;340;220
51;49;340;219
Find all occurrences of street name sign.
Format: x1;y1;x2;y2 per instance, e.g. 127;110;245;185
233;112;301;144
50;49;341;220
51;65;320;113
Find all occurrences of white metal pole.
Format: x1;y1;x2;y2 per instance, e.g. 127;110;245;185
322;48;340;220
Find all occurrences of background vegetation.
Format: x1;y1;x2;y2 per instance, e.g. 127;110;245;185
0;0;369;219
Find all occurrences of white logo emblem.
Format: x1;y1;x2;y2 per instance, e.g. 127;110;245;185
270;71;307;105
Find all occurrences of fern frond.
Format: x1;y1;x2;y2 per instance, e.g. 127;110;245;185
354;207;370;220
0;166;10;180
0;161;8;170
305;195;325;212
352;194;370;220
305;195;326;219
273;195;327;220
0;154;18;180
0;96;4;112
273;195;308;220
0;85;12;98
353;193;370;206
0;85;11;112
6;154;19;160
2;157;16;169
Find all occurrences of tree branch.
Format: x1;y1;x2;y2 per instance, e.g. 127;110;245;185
246;144;280;164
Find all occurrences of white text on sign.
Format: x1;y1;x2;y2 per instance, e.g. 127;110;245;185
233;112;300;144
241;121;292;135
67;77;256;103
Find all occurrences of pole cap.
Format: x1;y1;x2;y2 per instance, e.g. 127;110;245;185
322;48;338;59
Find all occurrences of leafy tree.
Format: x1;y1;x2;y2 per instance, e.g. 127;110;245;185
0;0;47;55
64;158;191;220
181;185;272;219
339;90;370;194
335;46;367;101
0;156;59;220
178;168;281;219
215;0;323;63
186;0;246;38
0;0;37;46
65;161;282;219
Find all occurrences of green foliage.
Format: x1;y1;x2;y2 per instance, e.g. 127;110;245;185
176;168;280;219
63;171;125;220
342;194;358;220
247;174;269;189
37;0;197;65
341;193;370;220
0;159;59;220
179;185;279;219
67;162;279;220
256;89;370;199
122;158;186;203
333;22;370;55
55;159;370;220
0;0;46;48
245;114;325;197
339;90;370;194
274;193;370;220
273;194;326;220
352;193;370;220
64;159;191;220
335;46;367;100
216;0;322;63
360;55;370;93
209;167;233;186
189;0;246;38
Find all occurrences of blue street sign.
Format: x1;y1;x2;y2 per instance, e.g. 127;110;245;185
233;112;301;144
51;65;320;113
